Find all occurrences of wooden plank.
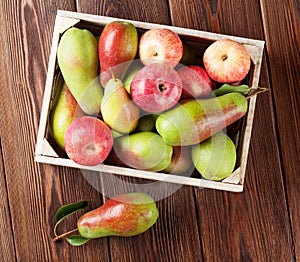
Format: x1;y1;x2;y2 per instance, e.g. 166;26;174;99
75;1;203;261
0;0;108;261
0;139;16;261
260;0;300;259
168;0;294;260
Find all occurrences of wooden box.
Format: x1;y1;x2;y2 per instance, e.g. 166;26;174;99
35;10;264;192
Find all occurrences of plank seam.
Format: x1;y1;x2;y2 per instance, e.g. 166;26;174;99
0;138;17;261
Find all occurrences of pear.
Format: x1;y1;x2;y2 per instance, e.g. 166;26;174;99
179;42;198;65
113;132;173;172
101;72;140;133
49;74;85;150
156;93;248;146
99;21;138;87
57;28;103;115
78;192;159;238
122;60;144;93
135;114;158;132
163;146;193;175
192;132;236;181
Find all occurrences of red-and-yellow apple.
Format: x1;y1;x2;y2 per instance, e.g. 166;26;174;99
203;39;251;83
177;65;214;99
64;116;113;166
139;28;183;68
130;63;182;113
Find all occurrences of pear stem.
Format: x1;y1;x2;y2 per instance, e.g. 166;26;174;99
246;86;268;99
109;67;116;82
53;228;78;242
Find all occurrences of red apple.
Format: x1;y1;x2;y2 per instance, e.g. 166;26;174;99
177;65;214;99
64;116;113;166
130;63;182;113
139;28;183;68
203;39;251;83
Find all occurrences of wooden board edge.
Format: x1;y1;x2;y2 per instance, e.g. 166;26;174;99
34;155;243;192
57;10;265;47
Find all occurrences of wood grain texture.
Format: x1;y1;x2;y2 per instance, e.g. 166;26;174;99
76;0;171;24
0;140;16;261
0;0;109;261
168;0;294;260
260;0;300;259
0;0;298;261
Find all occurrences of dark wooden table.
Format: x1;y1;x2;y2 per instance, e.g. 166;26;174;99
0;0;299;261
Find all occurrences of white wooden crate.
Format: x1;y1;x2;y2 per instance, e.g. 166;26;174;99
35;10;265;192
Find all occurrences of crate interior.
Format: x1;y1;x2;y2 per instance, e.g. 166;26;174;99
44;17;256;185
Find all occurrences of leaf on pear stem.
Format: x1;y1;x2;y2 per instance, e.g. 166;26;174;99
54;200;88;237
66;235;90;246
212;84;250;96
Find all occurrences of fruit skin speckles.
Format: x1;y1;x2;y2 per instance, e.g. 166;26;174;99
139;28;183;68
64;116;113;166
203;39;251;83
77;192;159;238
130;63;182;113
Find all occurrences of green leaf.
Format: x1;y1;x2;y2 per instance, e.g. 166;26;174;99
213;84;250;96
54;200;88;237
66;235;90;246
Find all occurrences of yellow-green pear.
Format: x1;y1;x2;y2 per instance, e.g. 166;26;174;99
57;28;103;115
101;73;139;133
49;74;85;150
192;132;236;181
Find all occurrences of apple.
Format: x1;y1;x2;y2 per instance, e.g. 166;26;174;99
130;63;183;113
177;65;214;99
203;39;251;83
139;28;183;68
64;116;113;166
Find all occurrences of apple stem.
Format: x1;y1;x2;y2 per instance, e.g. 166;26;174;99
246;86;268;99
53;228;79;242
109;67;116;82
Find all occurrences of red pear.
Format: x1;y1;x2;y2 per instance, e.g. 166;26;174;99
99;21;138;87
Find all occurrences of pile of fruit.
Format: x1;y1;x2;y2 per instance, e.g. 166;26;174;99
50;20;253;181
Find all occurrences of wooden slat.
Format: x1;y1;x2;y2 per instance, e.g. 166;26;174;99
168;0;294;260
260;0;300;259
0;140;16;261
75;0;203;261
0;0;108;261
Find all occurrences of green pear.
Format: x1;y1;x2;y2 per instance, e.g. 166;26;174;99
191;132;236;181
122;60;144;93
101;73;140;133
113;132;173;171
57;28;103;115
49;74;85;150
156;93;248;146
78;192;159;238
135;114;158;132
179;42;197;65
